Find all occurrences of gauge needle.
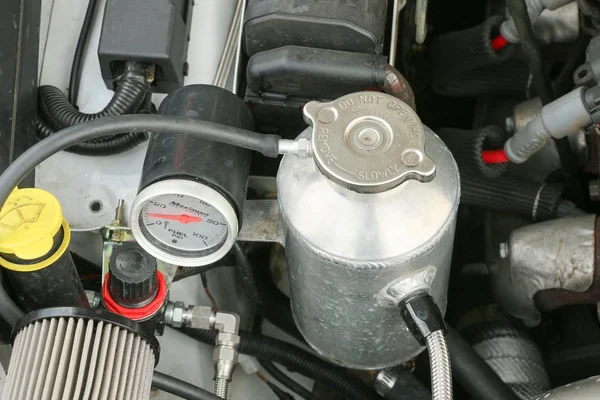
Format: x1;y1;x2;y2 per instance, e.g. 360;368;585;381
147;213;202;224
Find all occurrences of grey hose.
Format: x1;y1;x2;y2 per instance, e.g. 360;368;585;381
426;331;453;400
504;86;594;163
0;115;281;209
383;64;416;111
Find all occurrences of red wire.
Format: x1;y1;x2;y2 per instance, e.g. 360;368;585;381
482;149;509;164
491;35;509;51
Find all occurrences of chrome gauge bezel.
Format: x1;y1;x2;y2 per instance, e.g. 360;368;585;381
131;179;239;267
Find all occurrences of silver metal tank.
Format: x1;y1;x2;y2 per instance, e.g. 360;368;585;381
277;92;460;369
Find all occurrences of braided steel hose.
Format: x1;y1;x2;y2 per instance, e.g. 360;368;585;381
214;378;229;399
426;331;453;400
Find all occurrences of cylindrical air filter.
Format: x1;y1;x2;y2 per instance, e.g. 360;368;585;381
3;307;160;400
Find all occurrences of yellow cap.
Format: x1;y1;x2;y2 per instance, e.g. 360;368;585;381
0;188;64;261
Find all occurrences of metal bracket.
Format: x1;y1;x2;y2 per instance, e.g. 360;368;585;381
238;199;285;245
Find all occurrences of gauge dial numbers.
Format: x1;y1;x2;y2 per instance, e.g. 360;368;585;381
131;180;239;267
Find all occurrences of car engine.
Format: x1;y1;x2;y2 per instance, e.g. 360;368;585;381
2;0;600;399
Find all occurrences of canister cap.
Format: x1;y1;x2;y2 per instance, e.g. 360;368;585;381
109;242;158;308
304;92;436;193
0;188;63;260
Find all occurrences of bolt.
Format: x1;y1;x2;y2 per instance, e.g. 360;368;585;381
499;242;508;259
113;199;125;225
111;231;123;242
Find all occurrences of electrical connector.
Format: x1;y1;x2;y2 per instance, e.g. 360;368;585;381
238;355;261;376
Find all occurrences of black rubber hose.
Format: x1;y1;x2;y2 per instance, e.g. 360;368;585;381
504;0;553;104
446;329;520;400
37;69;150;155
181;328;381;400
554;34;591;97
0;114;282;208
461;321;550;399
68;0;98;106
232;243;264;331
173;263;231;283
259;360;314;400
37;116;149;156
252;255;305;343
0;273;25;327
152;371;222;400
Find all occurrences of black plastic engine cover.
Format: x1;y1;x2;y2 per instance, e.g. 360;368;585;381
244;0;388;56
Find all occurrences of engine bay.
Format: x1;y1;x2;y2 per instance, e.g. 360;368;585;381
2;0;600;399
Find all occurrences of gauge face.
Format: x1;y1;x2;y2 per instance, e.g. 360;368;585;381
131;179;239;267
139;193;228;257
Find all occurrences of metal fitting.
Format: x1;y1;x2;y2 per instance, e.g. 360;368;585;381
212;317;241;399
374;369;399;397
399;293;447;345
186;305;216;330
213;340;240;379
164;301;187;328
214;311;240;334
278;138;312;159
163;300;241;398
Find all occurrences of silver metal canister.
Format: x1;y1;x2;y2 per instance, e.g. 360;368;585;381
277;92;460;369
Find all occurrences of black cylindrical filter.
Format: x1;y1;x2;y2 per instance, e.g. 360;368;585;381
0;188;88;312
139;85;254;222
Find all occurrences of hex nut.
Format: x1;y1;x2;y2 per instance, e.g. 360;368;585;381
216;333;240;347
188;306;214;330
213;346;239;363
169;301;186;328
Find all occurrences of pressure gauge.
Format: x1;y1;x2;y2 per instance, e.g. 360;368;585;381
133;85;253;267
131;179;239;267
